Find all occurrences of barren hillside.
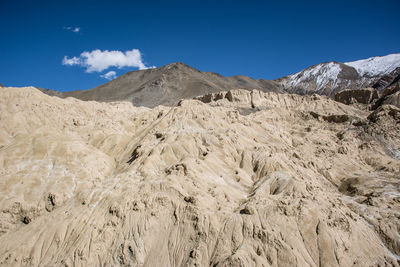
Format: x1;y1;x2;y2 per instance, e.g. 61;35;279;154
0;87;399;266
43;63;282;108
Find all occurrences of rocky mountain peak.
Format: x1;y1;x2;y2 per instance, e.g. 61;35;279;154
279;53;400;96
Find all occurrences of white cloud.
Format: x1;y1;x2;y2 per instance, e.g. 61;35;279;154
63;26;80;33
100;71;117;80
62;56;80;65
62;49;154;73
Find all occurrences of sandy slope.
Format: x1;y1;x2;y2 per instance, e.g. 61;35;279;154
0;86;399;266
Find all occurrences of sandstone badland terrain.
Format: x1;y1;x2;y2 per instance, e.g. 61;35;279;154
1;83;400;266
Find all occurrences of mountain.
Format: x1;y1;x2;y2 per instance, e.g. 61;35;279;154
277;53;400;96
38;54;400;107
1;86;400;265
56;62;282;108
345;53;400;77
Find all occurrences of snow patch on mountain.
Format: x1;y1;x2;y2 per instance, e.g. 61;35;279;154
345;53;400;77
283;53;400;94
285;62;342;92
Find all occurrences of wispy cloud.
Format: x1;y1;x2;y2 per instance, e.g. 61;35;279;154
62;49;155;73
63;26;80;33
100;71;117;80
62;56;80;65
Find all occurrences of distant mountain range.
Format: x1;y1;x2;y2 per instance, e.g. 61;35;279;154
38;53;400;107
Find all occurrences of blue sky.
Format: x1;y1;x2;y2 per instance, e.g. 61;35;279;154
0;0;399;92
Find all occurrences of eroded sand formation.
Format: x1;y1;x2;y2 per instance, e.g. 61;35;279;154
0;87;399;266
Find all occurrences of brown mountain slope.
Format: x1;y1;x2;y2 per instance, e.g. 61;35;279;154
56;62;282;107
1;86;399;266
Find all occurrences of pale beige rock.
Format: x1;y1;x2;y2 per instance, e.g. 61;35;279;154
0;87;399;266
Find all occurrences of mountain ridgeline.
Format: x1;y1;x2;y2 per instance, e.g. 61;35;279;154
41;53;400;107
57;62;282;108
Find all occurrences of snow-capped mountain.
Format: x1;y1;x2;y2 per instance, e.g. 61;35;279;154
278;53;400;96
345;53;400;77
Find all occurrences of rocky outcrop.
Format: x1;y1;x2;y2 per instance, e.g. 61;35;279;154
382;91;400;108
334;87;379;105
372;67;400;91
372;80;400;110
368;104;400;123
